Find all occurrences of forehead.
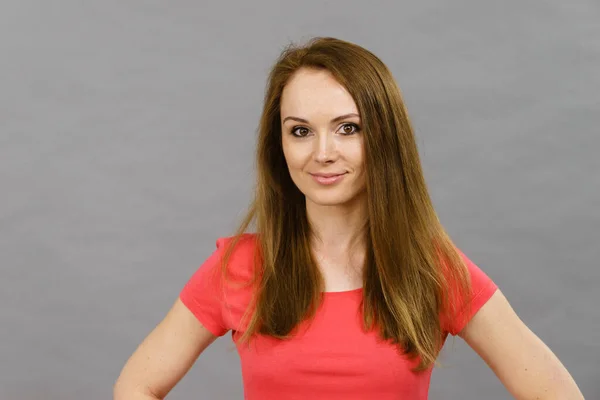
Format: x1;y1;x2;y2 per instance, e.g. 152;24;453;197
280;68;359;117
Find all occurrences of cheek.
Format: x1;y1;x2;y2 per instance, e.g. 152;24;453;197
282;141;310;171
343;141;365;169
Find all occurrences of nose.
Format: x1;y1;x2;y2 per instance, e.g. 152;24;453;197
313;132;337;164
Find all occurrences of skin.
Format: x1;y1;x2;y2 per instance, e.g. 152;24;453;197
460;291;584;399
280;67;368;292
113;299;216;400
113;67;584;399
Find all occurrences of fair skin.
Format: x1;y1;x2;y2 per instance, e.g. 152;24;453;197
113;300;216;399
113;67;584;399
280;67;368;292
461;291;584;399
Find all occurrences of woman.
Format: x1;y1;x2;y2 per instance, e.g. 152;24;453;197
114;37;583;399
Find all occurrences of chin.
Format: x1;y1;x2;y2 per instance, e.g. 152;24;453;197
305;191;359;207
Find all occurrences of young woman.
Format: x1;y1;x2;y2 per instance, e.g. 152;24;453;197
114;37;583;399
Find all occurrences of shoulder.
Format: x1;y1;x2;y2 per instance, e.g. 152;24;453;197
215;232;260;279
181;232;259;290
456;248;497;295
216;232;259;257
179;233;259;335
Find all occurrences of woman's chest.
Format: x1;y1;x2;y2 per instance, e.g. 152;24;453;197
232;293;433;399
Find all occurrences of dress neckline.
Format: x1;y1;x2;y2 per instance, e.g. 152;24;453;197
321;287;363;295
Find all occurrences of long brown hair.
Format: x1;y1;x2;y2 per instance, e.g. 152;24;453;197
223;37;471;371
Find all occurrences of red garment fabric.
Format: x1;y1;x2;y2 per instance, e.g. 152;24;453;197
180;234;498;399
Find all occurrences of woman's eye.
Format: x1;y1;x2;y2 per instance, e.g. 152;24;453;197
338;123;360;135
291;126;310;137
290;123;360;137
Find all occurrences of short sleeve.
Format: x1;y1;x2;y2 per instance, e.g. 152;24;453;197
179;234;258;337
179;238;229;337
441;249;498;336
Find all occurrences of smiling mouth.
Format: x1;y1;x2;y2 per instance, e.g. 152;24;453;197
310;171;347;177
310;172;347;185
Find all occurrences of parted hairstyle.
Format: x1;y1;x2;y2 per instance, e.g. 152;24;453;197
222;37;471;372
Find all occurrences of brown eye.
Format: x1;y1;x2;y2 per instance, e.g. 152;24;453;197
338;123;360;135
291;126;310;137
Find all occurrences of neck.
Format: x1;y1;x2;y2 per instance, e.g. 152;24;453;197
306;196;368;255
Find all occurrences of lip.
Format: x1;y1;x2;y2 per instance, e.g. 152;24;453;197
310;172;347;185
311;172;346;178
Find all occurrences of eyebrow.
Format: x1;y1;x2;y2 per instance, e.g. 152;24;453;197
281;113;360;125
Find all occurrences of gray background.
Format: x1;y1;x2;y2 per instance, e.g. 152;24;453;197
1;0;598;399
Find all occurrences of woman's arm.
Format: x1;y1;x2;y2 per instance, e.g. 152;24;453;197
113;298;218;400
459;289;584;399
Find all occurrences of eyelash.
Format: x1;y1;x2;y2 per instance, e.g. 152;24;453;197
290;123;361;138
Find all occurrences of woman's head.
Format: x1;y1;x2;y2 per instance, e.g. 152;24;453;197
280;67;366;209
258;37;420;219
228;37;471;372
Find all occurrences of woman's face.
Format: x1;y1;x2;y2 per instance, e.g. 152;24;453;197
280;68;366;208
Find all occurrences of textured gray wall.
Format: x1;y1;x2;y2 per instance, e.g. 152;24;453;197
1;1;598;399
